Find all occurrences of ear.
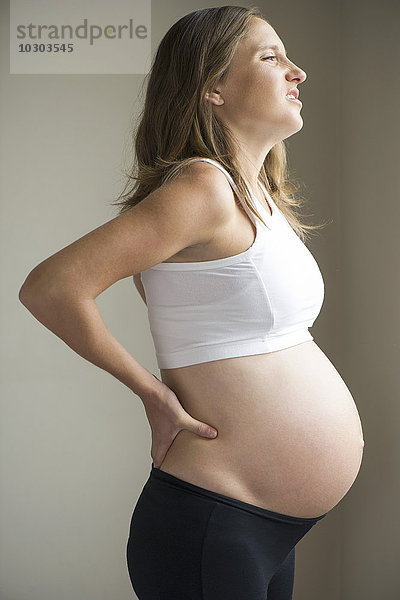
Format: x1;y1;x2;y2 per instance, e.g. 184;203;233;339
204;89;225;106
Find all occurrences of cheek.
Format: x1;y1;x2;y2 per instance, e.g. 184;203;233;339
252;73;281;111
223;68;280;115
251;73;279;110
227;66;264;100
240;73;270;109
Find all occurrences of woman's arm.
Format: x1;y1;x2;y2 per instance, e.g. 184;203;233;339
18;161;235;401
18;161;236;464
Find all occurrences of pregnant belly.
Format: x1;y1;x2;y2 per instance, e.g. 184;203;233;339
158;341;365;519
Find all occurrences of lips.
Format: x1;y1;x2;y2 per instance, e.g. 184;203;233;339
286;88;299;99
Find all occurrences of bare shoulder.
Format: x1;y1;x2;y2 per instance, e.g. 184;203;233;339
165;159;237;216
132;160;237;302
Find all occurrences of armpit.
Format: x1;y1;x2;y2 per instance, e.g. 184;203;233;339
133;273;147;305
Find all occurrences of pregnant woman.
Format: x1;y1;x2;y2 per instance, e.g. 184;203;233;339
19;6;365;600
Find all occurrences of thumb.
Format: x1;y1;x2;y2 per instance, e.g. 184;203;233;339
190;419;218;439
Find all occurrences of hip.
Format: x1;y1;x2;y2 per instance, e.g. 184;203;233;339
126;465;328;599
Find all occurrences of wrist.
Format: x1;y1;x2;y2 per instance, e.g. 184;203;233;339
137;372;162;405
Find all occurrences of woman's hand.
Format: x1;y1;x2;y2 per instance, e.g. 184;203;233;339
141;375;218;468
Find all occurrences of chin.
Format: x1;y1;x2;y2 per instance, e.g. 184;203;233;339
287;118;304;136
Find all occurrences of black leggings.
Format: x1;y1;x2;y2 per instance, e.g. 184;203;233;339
126;464;328;599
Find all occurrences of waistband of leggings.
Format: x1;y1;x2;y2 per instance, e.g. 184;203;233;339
149;464;328;525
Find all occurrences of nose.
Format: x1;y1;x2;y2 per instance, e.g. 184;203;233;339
286;62;307;85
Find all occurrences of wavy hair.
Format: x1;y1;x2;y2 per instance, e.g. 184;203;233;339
111;5;327;243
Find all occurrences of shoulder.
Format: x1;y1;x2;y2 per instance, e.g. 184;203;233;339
163;159;238;222
175;158;235;191
127;159;238;259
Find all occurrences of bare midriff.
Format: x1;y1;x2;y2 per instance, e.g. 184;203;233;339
158;340;365;519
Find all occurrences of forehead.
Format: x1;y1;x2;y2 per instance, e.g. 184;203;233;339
241;18;287;55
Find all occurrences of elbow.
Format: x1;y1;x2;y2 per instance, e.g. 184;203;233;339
18;266;55;309
19;281;39;309
18;270;37;307
18;282;30;307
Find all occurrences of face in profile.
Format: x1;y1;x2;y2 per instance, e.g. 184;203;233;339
206;17;307;148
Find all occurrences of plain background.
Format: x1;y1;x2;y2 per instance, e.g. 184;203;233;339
1;0;399;598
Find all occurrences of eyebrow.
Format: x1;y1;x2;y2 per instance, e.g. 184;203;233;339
257;43;287;55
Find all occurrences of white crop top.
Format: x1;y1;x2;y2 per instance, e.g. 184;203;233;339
139;158;325;369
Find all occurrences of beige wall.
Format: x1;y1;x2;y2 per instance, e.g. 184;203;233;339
339;0;400;597
1;0;398;598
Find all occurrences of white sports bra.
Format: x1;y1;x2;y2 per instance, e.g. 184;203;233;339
139;158;325;369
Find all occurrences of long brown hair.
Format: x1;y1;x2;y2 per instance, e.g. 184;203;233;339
111;5;327;243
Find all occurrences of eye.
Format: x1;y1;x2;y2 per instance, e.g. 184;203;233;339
262;55;277;61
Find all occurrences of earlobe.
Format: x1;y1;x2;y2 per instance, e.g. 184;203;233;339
205;90;224;106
